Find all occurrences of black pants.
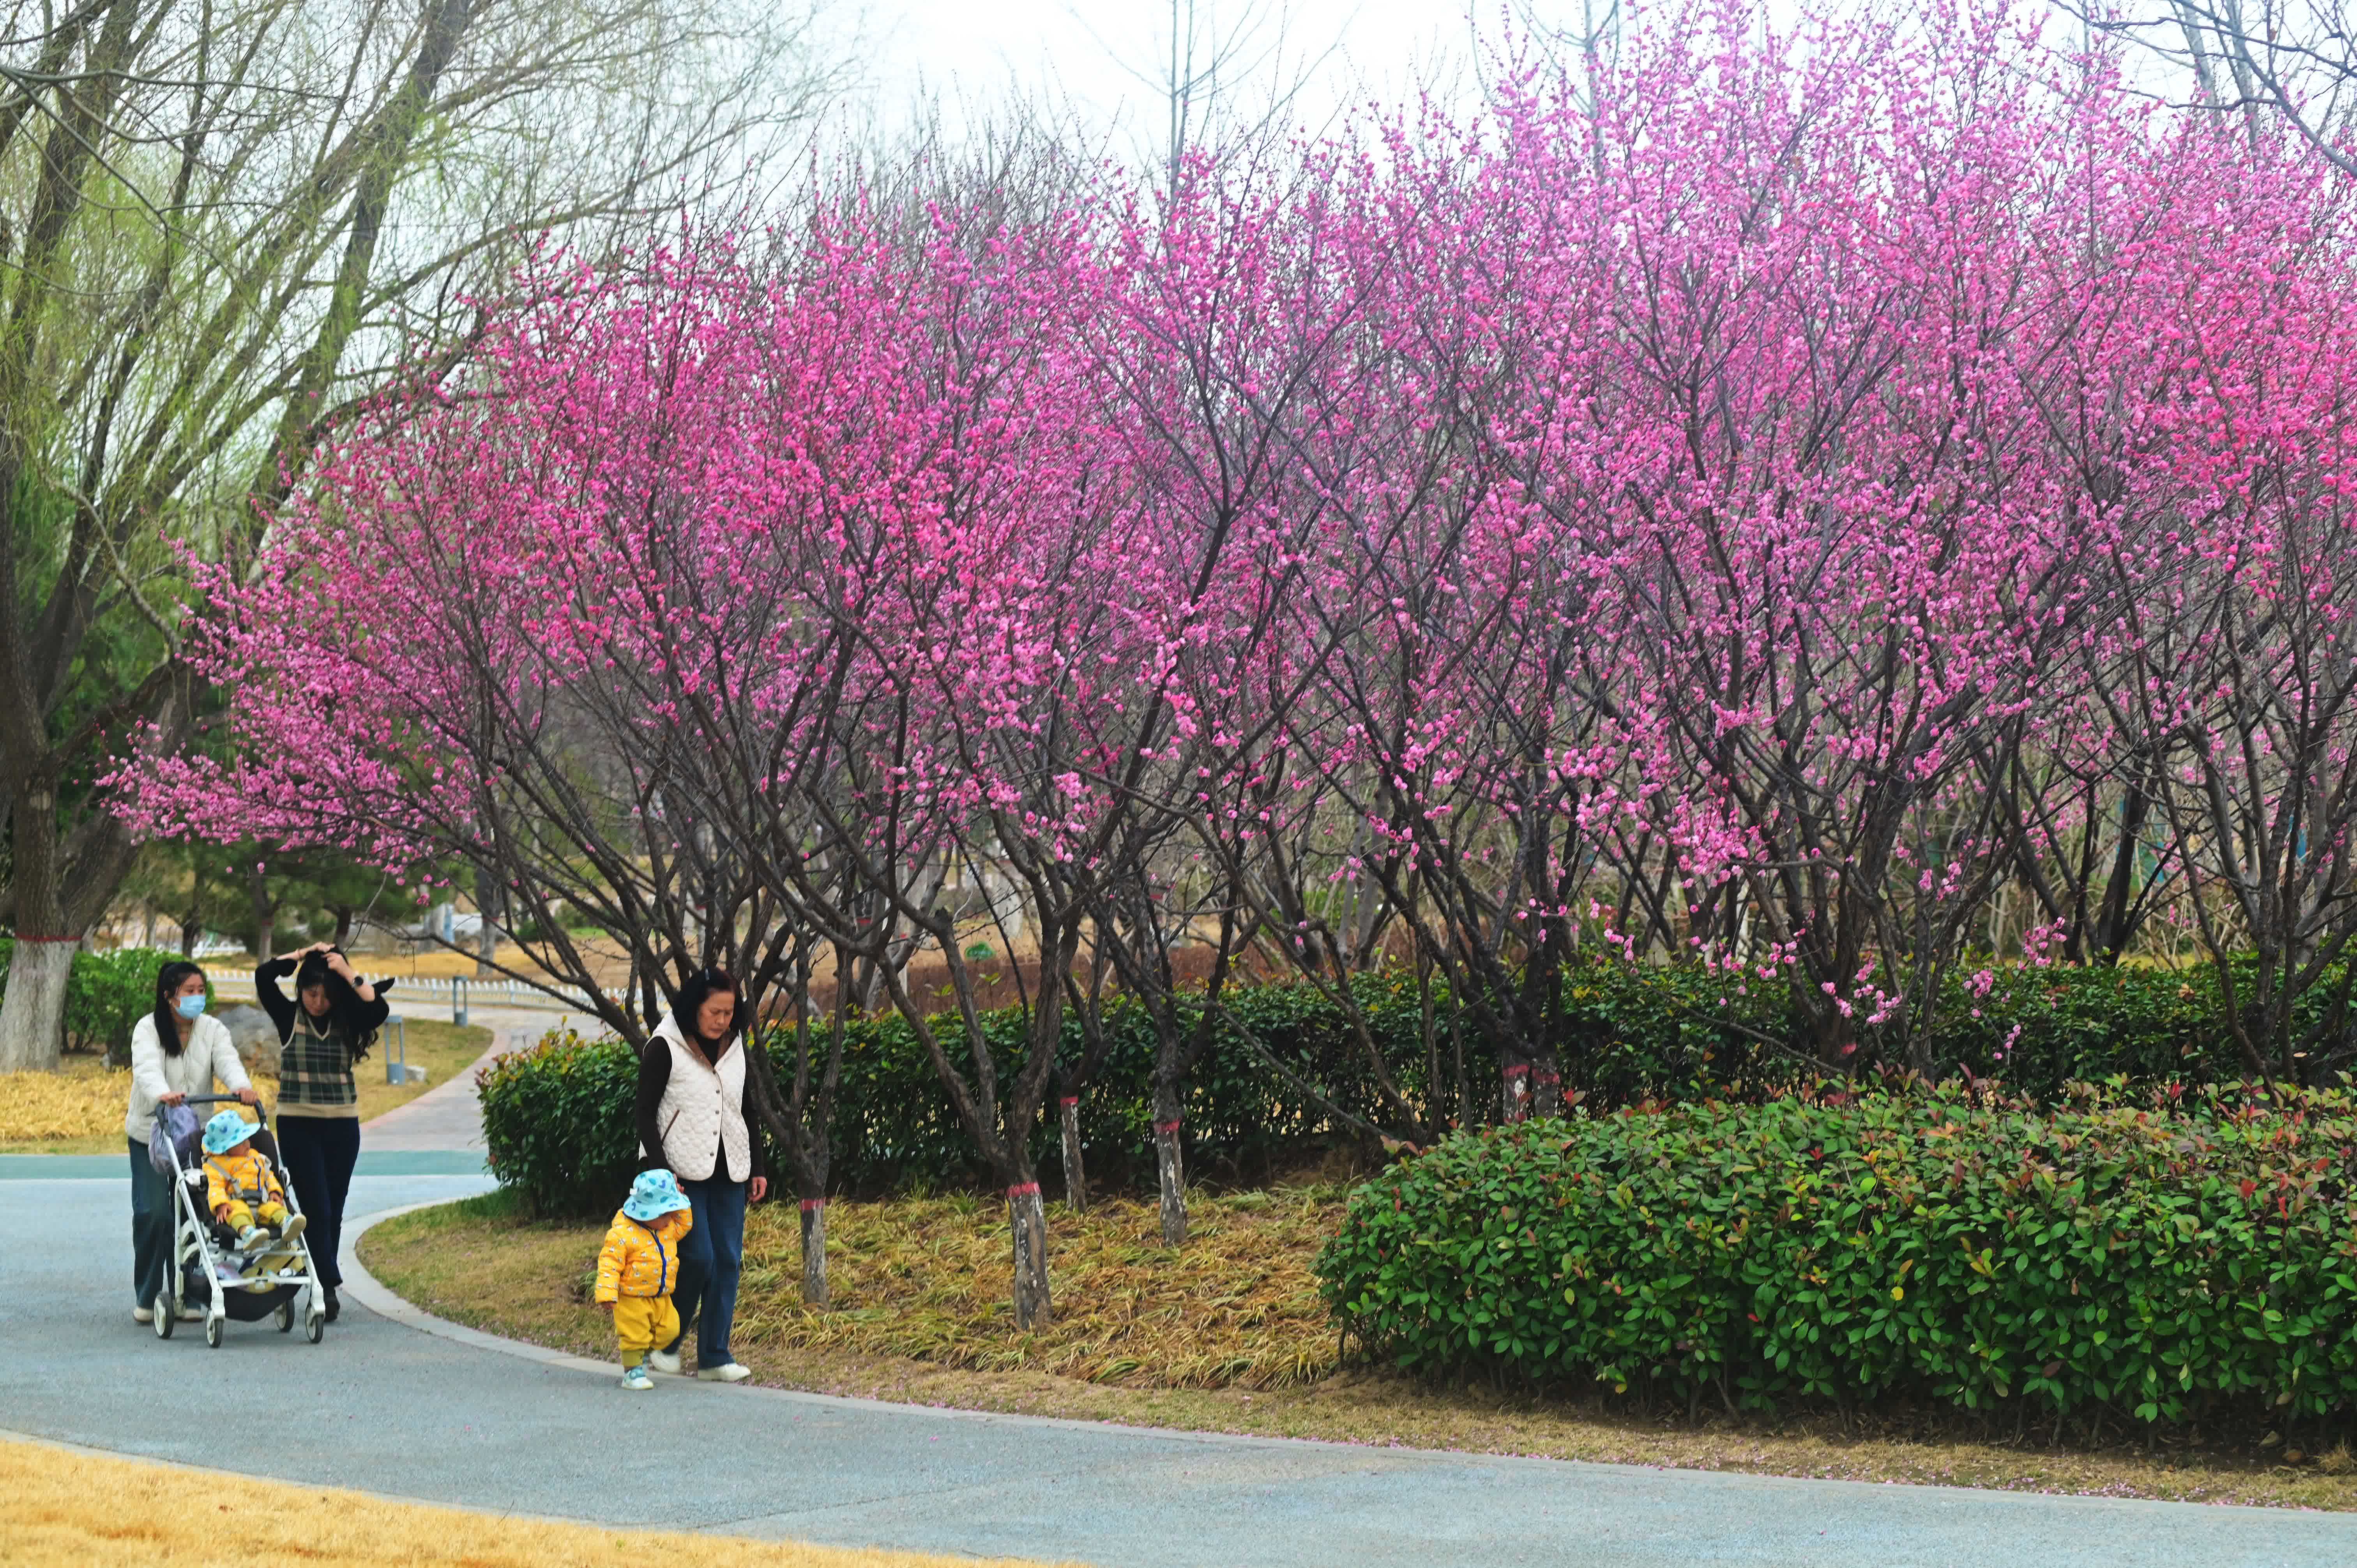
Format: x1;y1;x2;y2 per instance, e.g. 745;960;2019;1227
129;1138;175;1309
275;1116;360;1287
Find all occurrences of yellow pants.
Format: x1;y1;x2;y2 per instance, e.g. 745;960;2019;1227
612;1296;680;1365
220;1200;289;1233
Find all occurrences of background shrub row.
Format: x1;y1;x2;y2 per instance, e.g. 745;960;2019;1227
1314;1090;2357;1426
478;962;2279;1215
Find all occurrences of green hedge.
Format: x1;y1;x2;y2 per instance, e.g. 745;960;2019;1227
476;1028;638;1213
477;963;2288;1217
1565;961;2262;1100
1316;1089;2357;1427
0;939;188;1060
477;983;1444;1216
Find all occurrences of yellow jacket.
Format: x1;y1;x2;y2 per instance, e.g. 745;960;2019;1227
594;1207;692;1302
205;1148;283;1215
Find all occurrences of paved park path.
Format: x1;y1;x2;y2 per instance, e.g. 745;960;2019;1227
360;1001;551;1152
9;1010;2357;1566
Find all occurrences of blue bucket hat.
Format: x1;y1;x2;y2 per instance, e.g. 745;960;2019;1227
623;1168;691;1222
201;1109;260;1156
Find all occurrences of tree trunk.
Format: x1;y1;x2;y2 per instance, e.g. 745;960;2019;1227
1008;1181;1051;1328
475;864;499;978
1502;1061;1531;1123
1058;1096;1087;1211
0;782;72;1072
0;936;75;1072
800;1197;830;1307
247;862;273;959
1154;1117;1187;1247
1532;1061;1562;1119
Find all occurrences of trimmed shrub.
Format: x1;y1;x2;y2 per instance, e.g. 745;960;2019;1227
475;1029;640;1216
1316;1089;2357;1428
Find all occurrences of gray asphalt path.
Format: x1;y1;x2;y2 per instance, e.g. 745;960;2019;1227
12;1173;2357;1567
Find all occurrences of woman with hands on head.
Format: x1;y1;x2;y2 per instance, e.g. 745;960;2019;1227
255;939;389;1323
633;966;767;1382
125;962;258;1324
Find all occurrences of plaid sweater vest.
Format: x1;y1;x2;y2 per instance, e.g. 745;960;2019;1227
277;1014;357;1111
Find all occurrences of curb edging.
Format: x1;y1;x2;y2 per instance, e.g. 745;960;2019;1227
341;1201;1327;1449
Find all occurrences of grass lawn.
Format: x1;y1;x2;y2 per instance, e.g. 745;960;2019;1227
361;1187;2357;1514
0;1022;488;1155
4;1436;1057;1568
351;1019;493;1122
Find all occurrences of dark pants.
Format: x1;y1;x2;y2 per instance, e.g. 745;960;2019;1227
666;1174;747;1366
275;1116;360;1287
129;1138;176;1309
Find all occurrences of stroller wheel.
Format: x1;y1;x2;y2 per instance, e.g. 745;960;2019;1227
154;1293;175;1340
275;1300;295;1333
304;1310;324;1345
203;1313;223;1349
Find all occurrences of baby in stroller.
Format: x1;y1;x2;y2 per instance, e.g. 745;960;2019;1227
201;1109;306;1271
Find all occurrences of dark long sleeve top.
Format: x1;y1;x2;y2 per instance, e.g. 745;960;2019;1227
253;956;391;1045
633;1033;767;1185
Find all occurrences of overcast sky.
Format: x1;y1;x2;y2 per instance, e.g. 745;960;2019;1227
857;0;1512;156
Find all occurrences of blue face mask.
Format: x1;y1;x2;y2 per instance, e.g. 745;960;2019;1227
175;993;207;1020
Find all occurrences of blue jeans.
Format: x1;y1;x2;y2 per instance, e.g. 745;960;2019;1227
129;1138;175;1309
665;1174;746;1366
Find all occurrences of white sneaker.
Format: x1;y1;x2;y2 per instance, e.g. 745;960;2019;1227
647;1347;681;1376
177;1306;202;1322
696;1361;751;1383
132;1307;153;1324
620;1364;654;1391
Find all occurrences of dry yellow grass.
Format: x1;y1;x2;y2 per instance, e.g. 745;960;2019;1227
373;1190;1341;1390
0;1020;485;1153
3;1436;1062;1568
333;940;628;983
0;1056;274;1146
0;1060;138;1143
731;1191;1340;1388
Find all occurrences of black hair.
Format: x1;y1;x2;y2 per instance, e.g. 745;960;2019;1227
152;962;207;1058
670;965;743;1050
295;948;380;1062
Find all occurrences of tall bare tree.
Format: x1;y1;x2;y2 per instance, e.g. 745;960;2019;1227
2075;0;2357;168
0;0;841;1069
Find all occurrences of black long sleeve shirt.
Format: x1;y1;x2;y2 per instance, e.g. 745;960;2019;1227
254;956;391;1044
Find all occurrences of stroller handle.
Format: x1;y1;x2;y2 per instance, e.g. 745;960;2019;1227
182;1093;271;1128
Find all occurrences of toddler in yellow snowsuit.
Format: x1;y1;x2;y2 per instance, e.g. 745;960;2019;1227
597;1168;694;1391
201;1109;304;1248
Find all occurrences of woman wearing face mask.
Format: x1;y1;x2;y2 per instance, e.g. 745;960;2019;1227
255;940;389;1322
125;962;258;1324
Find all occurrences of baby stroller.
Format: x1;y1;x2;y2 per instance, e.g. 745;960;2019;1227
152;1095;327;1348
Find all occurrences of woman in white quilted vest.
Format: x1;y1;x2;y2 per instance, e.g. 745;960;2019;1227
631;965;768;1381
